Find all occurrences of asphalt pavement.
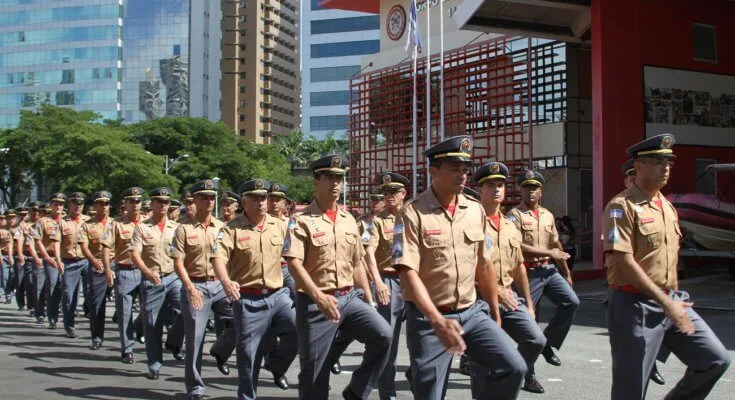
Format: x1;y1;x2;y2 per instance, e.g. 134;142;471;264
0;275;733;399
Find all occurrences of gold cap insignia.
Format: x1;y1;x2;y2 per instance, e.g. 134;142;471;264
490;163;499;173
204;180;214;190
525;170;535;180
460;138;471;151
255;180;264;189
331;156;342;168
132;188;140;195
272;184;279;191
662;135;672;149
161;189;168;196
382;174;391;184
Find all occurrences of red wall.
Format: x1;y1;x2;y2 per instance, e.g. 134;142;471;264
592;0;735;268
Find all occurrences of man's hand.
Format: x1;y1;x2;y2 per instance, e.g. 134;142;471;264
18;255;25;266
45;257;57;269
374;280;391;306
92;259;104;273
498;287;518;311
33;257;43;268
187;285;204;311
145;271;162;286
430;317;466;355
315;293;340;323
55;258;64;274
105;270;115;287
549;248;570;261
223;280;241;302
565;273;574;287
665;300;695;335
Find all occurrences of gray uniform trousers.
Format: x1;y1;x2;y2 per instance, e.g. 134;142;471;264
263;265;297;368
528;265;579;349
115;267;142;355
405;300;527;400
45;261;62;323
17;258;35;309
181;280;236;399
141;273;185;373
296;289;392;400
234;287;297;400
607;289;731;400
1;255;11;300
376;275;405;400
86;267;109;345
61;258;89;331
469;293;547;398
33;262;47;318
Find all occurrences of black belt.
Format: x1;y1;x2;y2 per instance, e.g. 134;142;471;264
117;263;135;270
62;258;85;263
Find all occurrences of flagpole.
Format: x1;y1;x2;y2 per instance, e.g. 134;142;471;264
425;0;432;188
439;0;445;141
412;44;418;194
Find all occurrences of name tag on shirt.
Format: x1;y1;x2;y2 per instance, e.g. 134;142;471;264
187;235;198;240
425;229;442;236
238;237;251;242
384;228;394;234
312;232;326;238
640;217;654;225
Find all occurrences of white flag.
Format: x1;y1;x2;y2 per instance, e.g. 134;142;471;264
405;0;423;53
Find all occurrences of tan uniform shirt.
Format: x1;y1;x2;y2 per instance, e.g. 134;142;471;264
56;214;90;259
282;201;364;291
173;217;224;278
11;225;23;250
366;210;398;273
602;184;681;290
392;190;491;310
488;215;524;287
104;216;142;266
132;217;179;275
79;217;114;260
34;216;61;256
213;214;286;289
507;204;559;264
0;229;11;254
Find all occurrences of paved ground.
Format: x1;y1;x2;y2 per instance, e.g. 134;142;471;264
1;274;733;399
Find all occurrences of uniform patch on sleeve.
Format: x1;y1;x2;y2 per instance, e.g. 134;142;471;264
287;219;297;231
485;233;494;249
360;230;371;244
283;234;291;252
609;209;623;219
391;224;404;260
507;215;517;222
608;225;620;244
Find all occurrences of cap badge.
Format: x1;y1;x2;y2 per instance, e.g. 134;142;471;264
255;180;264;190
525;170;535;180
132;188;140;195
331;156;342;168
490;163;499;173
460;138;471;151
272;184;279;191
204;180;214;190
161;189;168;196
382;174;391;184
662;135;672;149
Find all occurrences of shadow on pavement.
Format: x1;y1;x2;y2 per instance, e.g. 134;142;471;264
12;351;120;363
48;386;179;400
27;365;142;379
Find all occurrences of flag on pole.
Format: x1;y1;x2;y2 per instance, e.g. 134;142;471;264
405;0;422;53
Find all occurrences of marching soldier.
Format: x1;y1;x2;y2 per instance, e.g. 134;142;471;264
26;202;46;319
15;206;35;312
469;162;548;395
508;170;579;366
141;200;153;219
604;134;730;399
131;187;185;380
0;212;14;304
168;199;182;222
363;172;410;400
282;154;391;400
213;179;297;398
79;191;116;349
33;193;66;329
178;190;196;224
392;136;526;400
267;183;294;296
104;187;146;364
220;191;241;223
622;159;635;189
173;179;235;400
56;192;91;338
359;186;385;237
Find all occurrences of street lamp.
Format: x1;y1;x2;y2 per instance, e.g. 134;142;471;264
164;154;190;175
212;177;221;218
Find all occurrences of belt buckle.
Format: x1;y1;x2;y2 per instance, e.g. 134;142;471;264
260;288;270;295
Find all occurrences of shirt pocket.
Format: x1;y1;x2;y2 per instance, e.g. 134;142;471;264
637;222;662;249
311;235;330;260
464;229;484;261
422;230;450;264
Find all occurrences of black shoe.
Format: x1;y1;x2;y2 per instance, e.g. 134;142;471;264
342;387;361;400
209;350;230;375
523;375;545;393
28;310;35;317
405;368;412;392
137;332;145;344
89;342;102;350
331;360;341;375
459;355;471;376
273;373;289;390
147;370;160;380
165;343;184;361
5;298;11;304
650;363;665;385
48;321;57;330
65;329;77;338
18;306;25;311
122;353;134;364
111;313;118;324
206;319;215;332
35;316;44;324
542;346;561;366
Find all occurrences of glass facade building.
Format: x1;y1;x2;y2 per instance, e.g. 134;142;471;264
121;0;189;122
0;0;122;128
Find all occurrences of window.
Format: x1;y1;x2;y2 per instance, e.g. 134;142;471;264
311;16;379;34
311;65;361;82
310;115;348;131
311;40;380;58
240;1;247;9
173;44;181;56
239;129;246;136
693;24;717;62
310;90;352;106
239;72;247;79
239;86;246;93
240;15;247;23
240;44;246;51
18;31;25;42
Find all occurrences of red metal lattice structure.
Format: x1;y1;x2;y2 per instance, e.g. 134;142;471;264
348;36;547;211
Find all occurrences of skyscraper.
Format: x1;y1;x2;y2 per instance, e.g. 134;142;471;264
221;0;300;144
301;0;380;140
0;0;123;128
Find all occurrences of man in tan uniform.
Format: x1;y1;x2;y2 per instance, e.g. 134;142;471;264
25;202;44;318
178;190;196;224
173;179;235;400
132;187;185;380
220;191;241;223
168;199;182;222
213;179;297;398
15;206;35;312
104;187;146;363
283;154;391;400
468;162;547;395
603;134;730;399
33;193;66;329
56;192;91;338
0;212;14;304
507;171;579;366
392;135;526;400
80;191;115;350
